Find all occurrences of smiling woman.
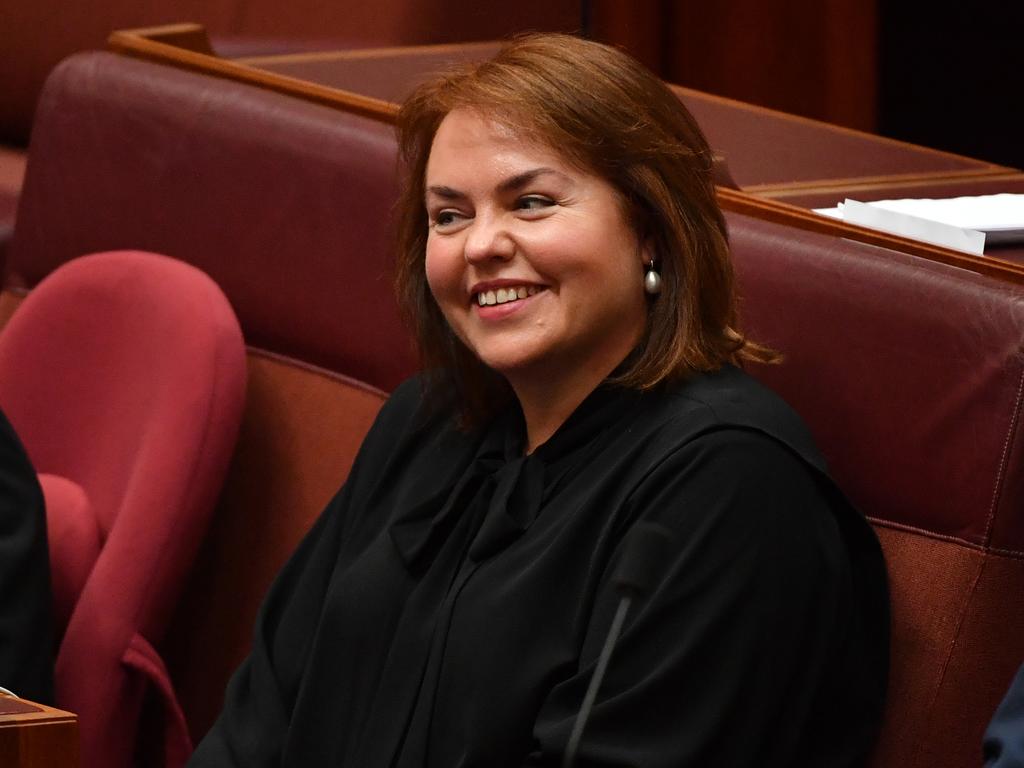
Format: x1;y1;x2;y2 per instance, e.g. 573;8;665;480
423;109;649;451
190;34;889;768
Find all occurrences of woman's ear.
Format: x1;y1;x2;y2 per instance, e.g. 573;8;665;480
639;235;656;270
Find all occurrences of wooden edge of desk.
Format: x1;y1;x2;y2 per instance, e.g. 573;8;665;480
0;697;78;768
107;25;399;123
717;188;1024;285
0;697;76;727
746;167;1020;196
751;171;1024;201
237;40;503;67
106;24;1024;287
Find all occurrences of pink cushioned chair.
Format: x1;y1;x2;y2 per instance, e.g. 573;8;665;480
0;250;246;768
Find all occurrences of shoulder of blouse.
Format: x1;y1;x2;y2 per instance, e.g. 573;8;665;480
629;366;824;468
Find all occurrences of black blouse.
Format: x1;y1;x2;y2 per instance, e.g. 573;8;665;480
190;365;888;767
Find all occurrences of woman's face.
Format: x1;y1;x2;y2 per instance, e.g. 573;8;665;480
424;109;649;391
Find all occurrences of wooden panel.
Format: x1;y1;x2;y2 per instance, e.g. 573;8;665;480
245;42;502;104
0;696;78;767
673;86;1004;188
251;43;1006;190
107;25;399;123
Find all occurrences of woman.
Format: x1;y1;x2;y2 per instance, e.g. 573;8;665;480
190;34;888;767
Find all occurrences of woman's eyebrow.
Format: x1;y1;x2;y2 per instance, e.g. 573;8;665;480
497;167;569;193
426;167;571;202
425;185;464;201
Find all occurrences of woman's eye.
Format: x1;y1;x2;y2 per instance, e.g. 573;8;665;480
432;210;465;230
517;196;555;212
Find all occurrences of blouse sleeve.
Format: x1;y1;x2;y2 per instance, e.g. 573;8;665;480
526;428;865;767
188;380;424;767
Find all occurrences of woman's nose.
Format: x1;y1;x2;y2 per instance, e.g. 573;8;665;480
463;213;515;264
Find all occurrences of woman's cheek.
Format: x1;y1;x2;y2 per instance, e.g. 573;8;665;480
424;241;461;309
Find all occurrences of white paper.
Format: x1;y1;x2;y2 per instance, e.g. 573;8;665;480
815;198;986;255
859;193;1024;236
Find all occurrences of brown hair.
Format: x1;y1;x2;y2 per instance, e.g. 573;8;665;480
395;33;774;424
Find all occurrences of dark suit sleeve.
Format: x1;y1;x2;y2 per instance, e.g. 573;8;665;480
985;663;1024;767
527;429;873;767
0;407;54;703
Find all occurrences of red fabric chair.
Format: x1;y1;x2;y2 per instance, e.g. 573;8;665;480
0;250;246;768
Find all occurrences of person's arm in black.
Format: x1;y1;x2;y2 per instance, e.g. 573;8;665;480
0;407;54;704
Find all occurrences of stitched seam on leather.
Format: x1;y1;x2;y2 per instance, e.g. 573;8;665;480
246;345;389;399
913;555;986;767
982;364;1024;549
986;544;1024;559
869;518;1024;558
868;517;987;551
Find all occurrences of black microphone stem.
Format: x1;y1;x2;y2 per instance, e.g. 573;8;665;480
562;594;633;768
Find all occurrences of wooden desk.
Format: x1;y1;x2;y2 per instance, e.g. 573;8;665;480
0;696;78;767
242;45;1009;191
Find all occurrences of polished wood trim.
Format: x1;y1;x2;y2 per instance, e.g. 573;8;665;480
238;40;501;66
755;171;1024;200
115;22;216;55
717;187;1024;284
107;25;399;123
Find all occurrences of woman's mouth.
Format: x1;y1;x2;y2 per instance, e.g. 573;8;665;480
474;285;542;307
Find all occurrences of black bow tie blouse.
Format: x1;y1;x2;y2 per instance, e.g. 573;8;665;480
190;365;888;768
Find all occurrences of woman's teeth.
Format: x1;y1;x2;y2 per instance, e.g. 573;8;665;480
476;286;539;306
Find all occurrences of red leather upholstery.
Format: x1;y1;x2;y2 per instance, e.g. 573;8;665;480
729;211;1024;768
10;50;413;391
0;250;246;768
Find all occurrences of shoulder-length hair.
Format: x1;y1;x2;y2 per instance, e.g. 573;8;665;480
394;33;774;426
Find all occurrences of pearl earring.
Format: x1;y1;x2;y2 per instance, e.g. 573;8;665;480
644;259;662;295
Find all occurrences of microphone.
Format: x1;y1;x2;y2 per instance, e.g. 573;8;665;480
562;522;674;768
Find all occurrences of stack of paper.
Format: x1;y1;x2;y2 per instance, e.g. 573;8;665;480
814;193;1024;256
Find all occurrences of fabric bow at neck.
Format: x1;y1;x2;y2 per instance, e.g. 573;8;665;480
389;427;545;571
